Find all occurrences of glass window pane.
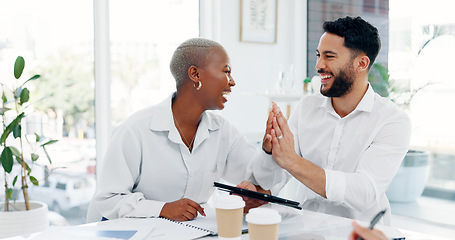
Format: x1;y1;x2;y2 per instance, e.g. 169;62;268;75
109;0;199;126
0;0;95;225
56;183;67;190
390;0;455;195
306;0;388;78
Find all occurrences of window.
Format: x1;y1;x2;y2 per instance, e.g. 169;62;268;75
306;0;455;235
306;0;388;78
363;0;376;13
0;0;95;223
389;0;455;198
109;0;199;126
0;0;199;225
55;182;67;191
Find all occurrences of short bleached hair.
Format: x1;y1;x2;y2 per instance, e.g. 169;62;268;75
170;38;223;88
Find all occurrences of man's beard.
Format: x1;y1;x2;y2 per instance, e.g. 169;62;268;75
320;64;355;98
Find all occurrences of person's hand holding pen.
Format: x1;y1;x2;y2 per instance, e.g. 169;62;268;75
349;209;388;240
160;198;206;221
349;221;389;240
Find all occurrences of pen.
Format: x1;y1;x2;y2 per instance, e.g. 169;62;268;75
356;209;386;240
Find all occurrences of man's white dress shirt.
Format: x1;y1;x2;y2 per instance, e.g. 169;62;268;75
87;93;258;222
253;85;411;225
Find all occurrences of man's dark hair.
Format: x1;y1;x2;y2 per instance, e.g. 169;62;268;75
323;16;380;69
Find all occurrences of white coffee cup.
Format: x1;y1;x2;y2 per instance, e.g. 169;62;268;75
246;208;282;240
214;195;245;240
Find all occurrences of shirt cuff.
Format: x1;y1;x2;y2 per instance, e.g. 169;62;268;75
325;169;346;204
120;193;167;218
138;200;166;218
258;150;281;171
252;151;283;190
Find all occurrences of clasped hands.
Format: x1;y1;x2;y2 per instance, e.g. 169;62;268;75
262;102;297;170
235;103;300;213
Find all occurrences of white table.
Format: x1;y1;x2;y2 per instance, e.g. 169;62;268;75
188;204;403;240
9;204;406;240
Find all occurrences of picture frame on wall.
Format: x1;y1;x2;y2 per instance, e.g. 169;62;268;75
240;0;278;44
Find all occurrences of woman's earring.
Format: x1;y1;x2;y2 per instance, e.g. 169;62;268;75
194;81;202;90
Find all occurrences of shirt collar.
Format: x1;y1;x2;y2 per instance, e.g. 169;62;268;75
355;83;375;112
321;83;375;115
148;92;220;133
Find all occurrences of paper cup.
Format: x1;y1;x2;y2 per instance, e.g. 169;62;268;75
214;195;245;240
246;208;281;240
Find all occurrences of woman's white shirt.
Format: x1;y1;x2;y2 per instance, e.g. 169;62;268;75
87;93;258;222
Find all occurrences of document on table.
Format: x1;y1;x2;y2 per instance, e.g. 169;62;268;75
30;206;245;240
31;216;212;240
131;206;246;239
93;206;234;240
30;225;152;240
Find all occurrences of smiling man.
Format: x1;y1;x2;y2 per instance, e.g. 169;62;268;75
251;16;411;225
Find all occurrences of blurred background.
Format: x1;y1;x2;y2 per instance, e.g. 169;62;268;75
0;0;454;238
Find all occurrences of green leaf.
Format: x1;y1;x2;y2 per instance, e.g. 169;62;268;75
15;155;23;164
35;133;41;142
5;188;13;199
42;146;52;164
1;147;14;173
40;140;57;165
24;162;31;175
0;106;11;116
19;88;30;105
9;146;21;158
41;139;58;147
0;126;11;144
368;63;390;98
2;91;7;103
12;124;21;139
14;56;25;79
30;176;39;186
31;153;39;161
22;74;40;86
12;176;18;186
15;112;25;120
12;113;24;139
1;112;25;143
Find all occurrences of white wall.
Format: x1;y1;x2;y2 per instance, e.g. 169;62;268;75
201;0;307;141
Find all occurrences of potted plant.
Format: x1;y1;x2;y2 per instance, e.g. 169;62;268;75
0;56;57;238
303;77;311;93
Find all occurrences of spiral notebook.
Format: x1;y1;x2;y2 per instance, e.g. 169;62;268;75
152;206;247;239
156;214;217;237
146;217;214;239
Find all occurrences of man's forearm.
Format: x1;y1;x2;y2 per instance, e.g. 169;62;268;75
285;155;327;198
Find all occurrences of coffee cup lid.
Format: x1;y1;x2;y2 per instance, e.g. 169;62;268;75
214;195;245;209
246;208;282;225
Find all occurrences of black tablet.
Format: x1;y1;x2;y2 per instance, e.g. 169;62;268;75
214;182;302;210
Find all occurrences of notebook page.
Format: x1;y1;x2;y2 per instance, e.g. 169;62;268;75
149;218;212;239
96;217;210;240
183;207;218;234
